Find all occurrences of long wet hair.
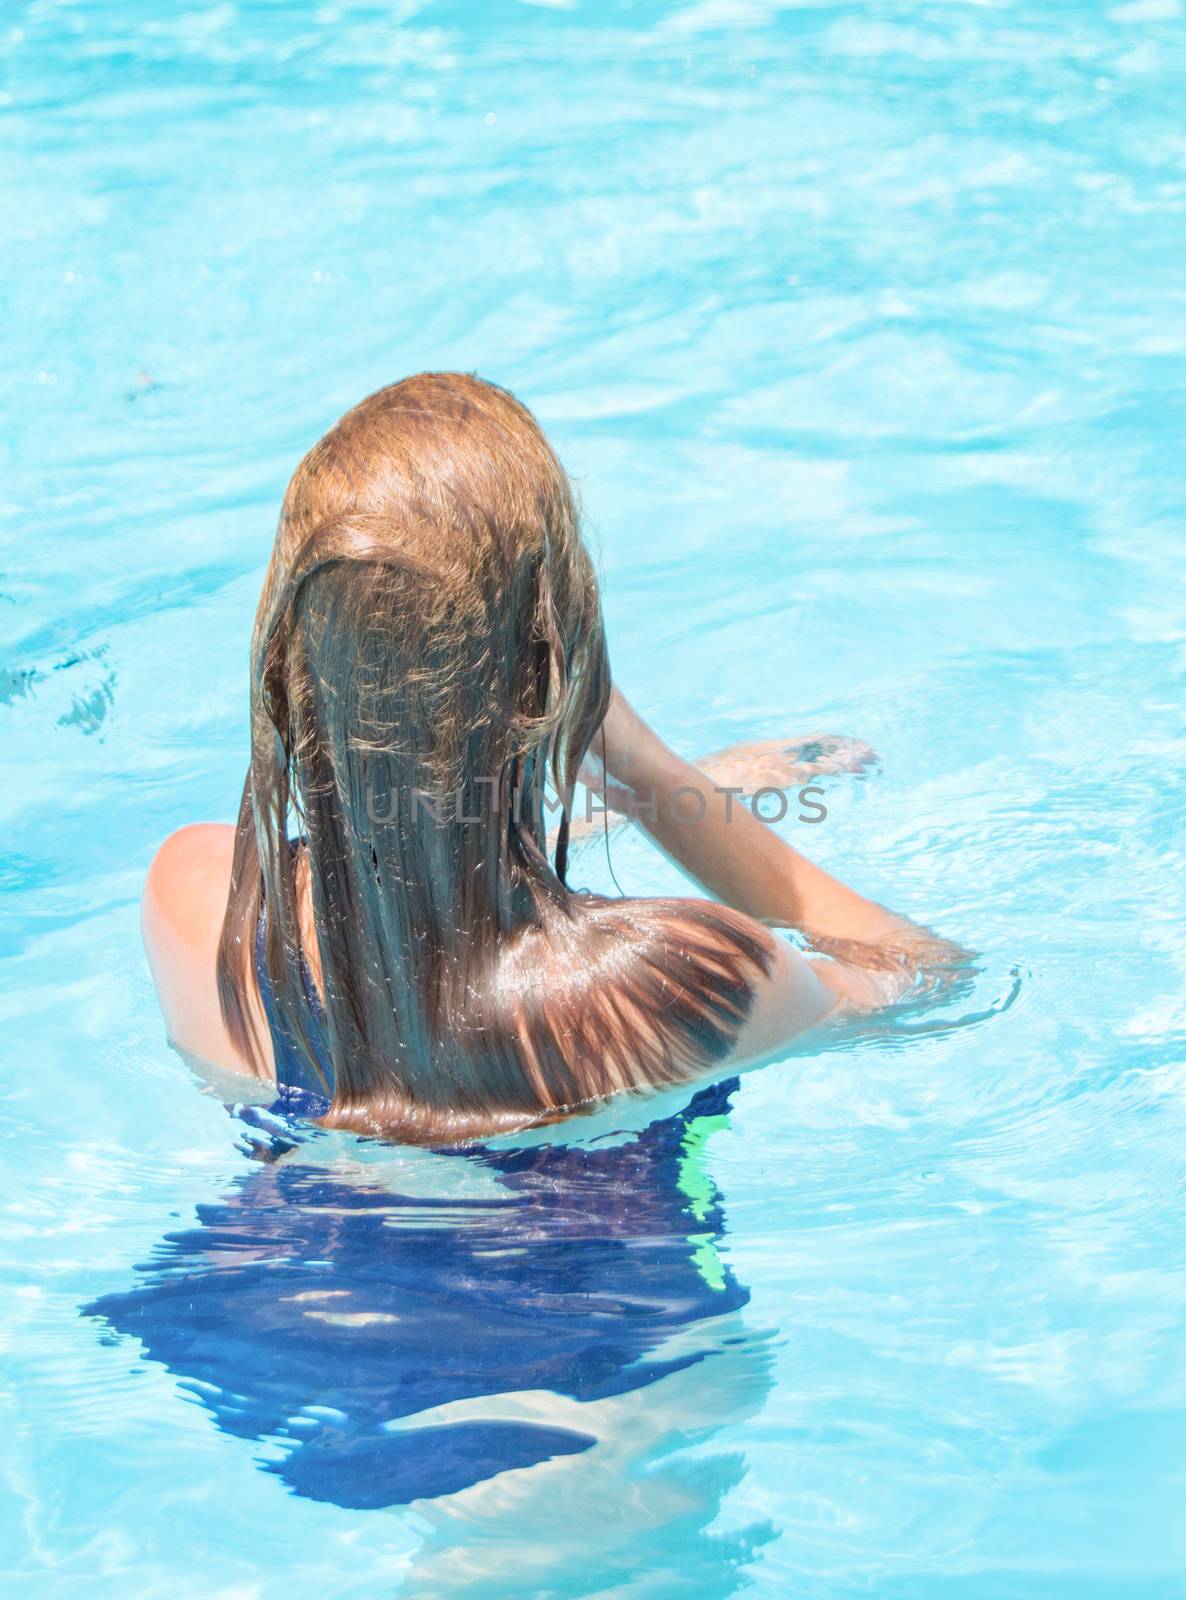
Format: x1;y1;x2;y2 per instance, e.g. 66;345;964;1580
217;374;773;1139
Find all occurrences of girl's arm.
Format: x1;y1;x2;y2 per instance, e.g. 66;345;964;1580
585;689;963;1011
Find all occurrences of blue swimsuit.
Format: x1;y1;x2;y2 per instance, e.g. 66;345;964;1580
253;913;333;1115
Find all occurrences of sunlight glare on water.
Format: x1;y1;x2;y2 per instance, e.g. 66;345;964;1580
3;1;1186;1595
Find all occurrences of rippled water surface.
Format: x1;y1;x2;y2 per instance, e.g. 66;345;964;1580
4;1;1186;1595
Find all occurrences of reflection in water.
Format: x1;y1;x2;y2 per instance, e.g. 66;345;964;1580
86;1079;776;1593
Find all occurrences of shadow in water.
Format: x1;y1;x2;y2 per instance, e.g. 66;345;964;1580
86;1078;776;1587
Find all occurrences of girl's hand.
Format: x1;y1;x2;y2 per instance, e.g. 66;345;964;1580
695;733;878;794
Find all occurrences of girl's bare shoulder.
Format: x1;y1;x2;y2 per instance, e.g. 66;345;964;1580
142;824;248;1071
144;824;235;940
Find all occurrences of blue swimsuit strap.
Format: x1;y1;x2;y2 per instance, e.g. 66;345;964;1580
253;908;333;1111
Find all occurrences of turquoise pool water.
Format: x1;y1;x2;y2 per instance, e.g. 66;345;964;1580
4;0;1186;1593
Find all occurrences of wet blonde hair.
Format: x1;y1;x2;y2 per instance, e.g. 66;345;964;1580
218;373;772;1140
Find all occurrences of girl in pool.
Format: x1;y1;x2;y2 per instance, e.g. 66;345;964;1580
143;372;956;1141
